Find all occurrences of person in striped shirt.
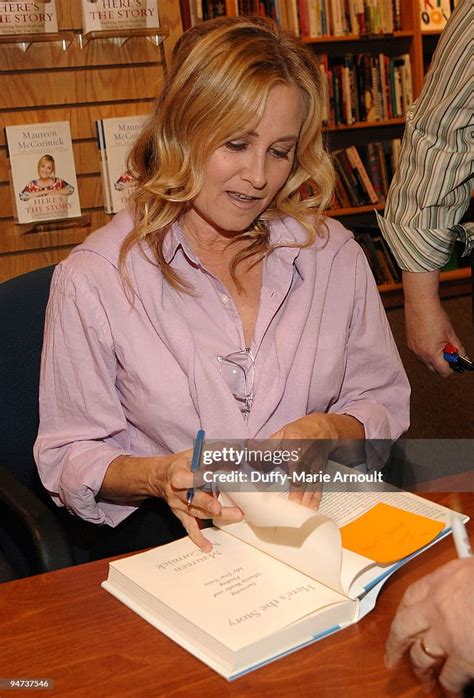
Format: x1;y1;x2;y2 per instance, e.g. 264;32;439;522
377;0;473;377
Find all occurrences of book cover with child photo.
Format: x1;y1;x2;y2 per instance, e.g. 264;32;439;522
5;121;81;225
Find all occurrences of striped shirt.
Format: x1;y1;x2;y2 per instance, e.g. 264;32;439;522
376;0;473;271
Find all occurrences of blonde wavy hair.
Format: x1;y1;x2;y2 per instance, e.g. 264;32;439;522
120;15;334;290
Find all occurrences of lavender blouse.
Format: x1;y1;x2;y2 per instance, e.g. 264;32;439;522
34;212;410;526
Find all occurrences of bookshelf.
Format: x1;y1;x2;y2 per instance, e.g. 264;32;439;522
287;0;470;306
180;2;469;307
1;1;469;308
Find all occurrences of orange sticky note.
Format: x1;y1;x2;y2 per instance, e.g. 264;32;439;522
340;503;445;563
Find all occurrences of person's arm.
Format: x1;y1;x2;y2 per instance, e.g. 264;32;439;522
269;244;410;506
324;246;410;441
34;261;241;548
19;182;35;201
99;453;242;552
385;556;474;695
34;261;149;526
402;270;466;376
376;0;473;374
54;179;75;196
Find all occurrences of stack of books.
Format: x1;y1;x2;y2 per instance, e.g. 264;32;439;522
354;229;402;285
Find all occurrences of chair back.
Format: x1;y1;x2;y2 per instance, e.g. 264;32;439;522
0;266;79;579
0;265;56;492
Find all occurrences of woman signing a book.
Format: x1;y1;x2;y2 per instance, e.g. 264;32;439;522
35;17;409;557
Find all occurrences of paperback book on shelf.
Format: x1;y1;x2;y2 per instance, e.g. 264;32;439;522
0;0;58;36
96;115;146;214
102;462;465;680
80;0;160;34
5;121;81;225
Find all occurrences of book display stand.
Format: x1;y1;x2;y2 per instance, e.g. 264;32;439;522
0;32;75;52
18;214;91;236
77;27;169;50
0;0;180;283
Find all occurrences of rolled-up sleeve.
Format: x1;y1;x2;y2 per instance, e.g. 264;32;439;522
328;247;410;443
34;262;136;526
376;0;473;270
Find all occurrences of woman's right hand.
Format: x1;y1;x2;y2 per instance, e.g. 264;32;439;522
100;451;244;553
152;449;244;552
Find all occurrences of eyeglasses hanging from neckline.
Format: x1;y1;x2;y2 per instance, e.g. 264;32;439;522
217;348;256;420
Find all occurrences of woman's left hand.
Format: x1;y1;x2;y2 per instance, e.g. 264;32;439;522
269;413;364;509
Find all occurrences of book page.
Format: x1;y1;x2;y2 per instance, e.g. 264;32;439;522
107;528;350;653
320;489;454;527
319;465;457;596
215;486;344;594
215;462;459;598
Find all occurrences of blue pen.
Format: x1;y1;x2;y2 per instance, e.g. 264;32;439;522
186;429;205;506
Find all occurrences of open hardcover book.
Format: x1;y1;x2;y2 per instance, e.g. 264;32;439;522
102;463;466;680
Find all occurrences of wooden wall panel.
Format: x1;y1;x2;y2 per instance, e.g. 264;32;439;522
0;211;112;281
0;40;162;71
0;66;164;108
0;212;109;255
0;0;182;281
0;247;72;284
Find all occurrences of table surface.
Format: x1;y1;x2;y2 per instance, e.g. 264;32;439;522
0;492;472;698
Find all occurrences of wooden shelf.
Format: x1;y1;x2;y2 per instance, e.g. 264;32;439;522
327;203;384;217
325;118;405;133
302;30;413;44
379;268;472;309
77;26;169;49
438;267;472;296
0;31;75;51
